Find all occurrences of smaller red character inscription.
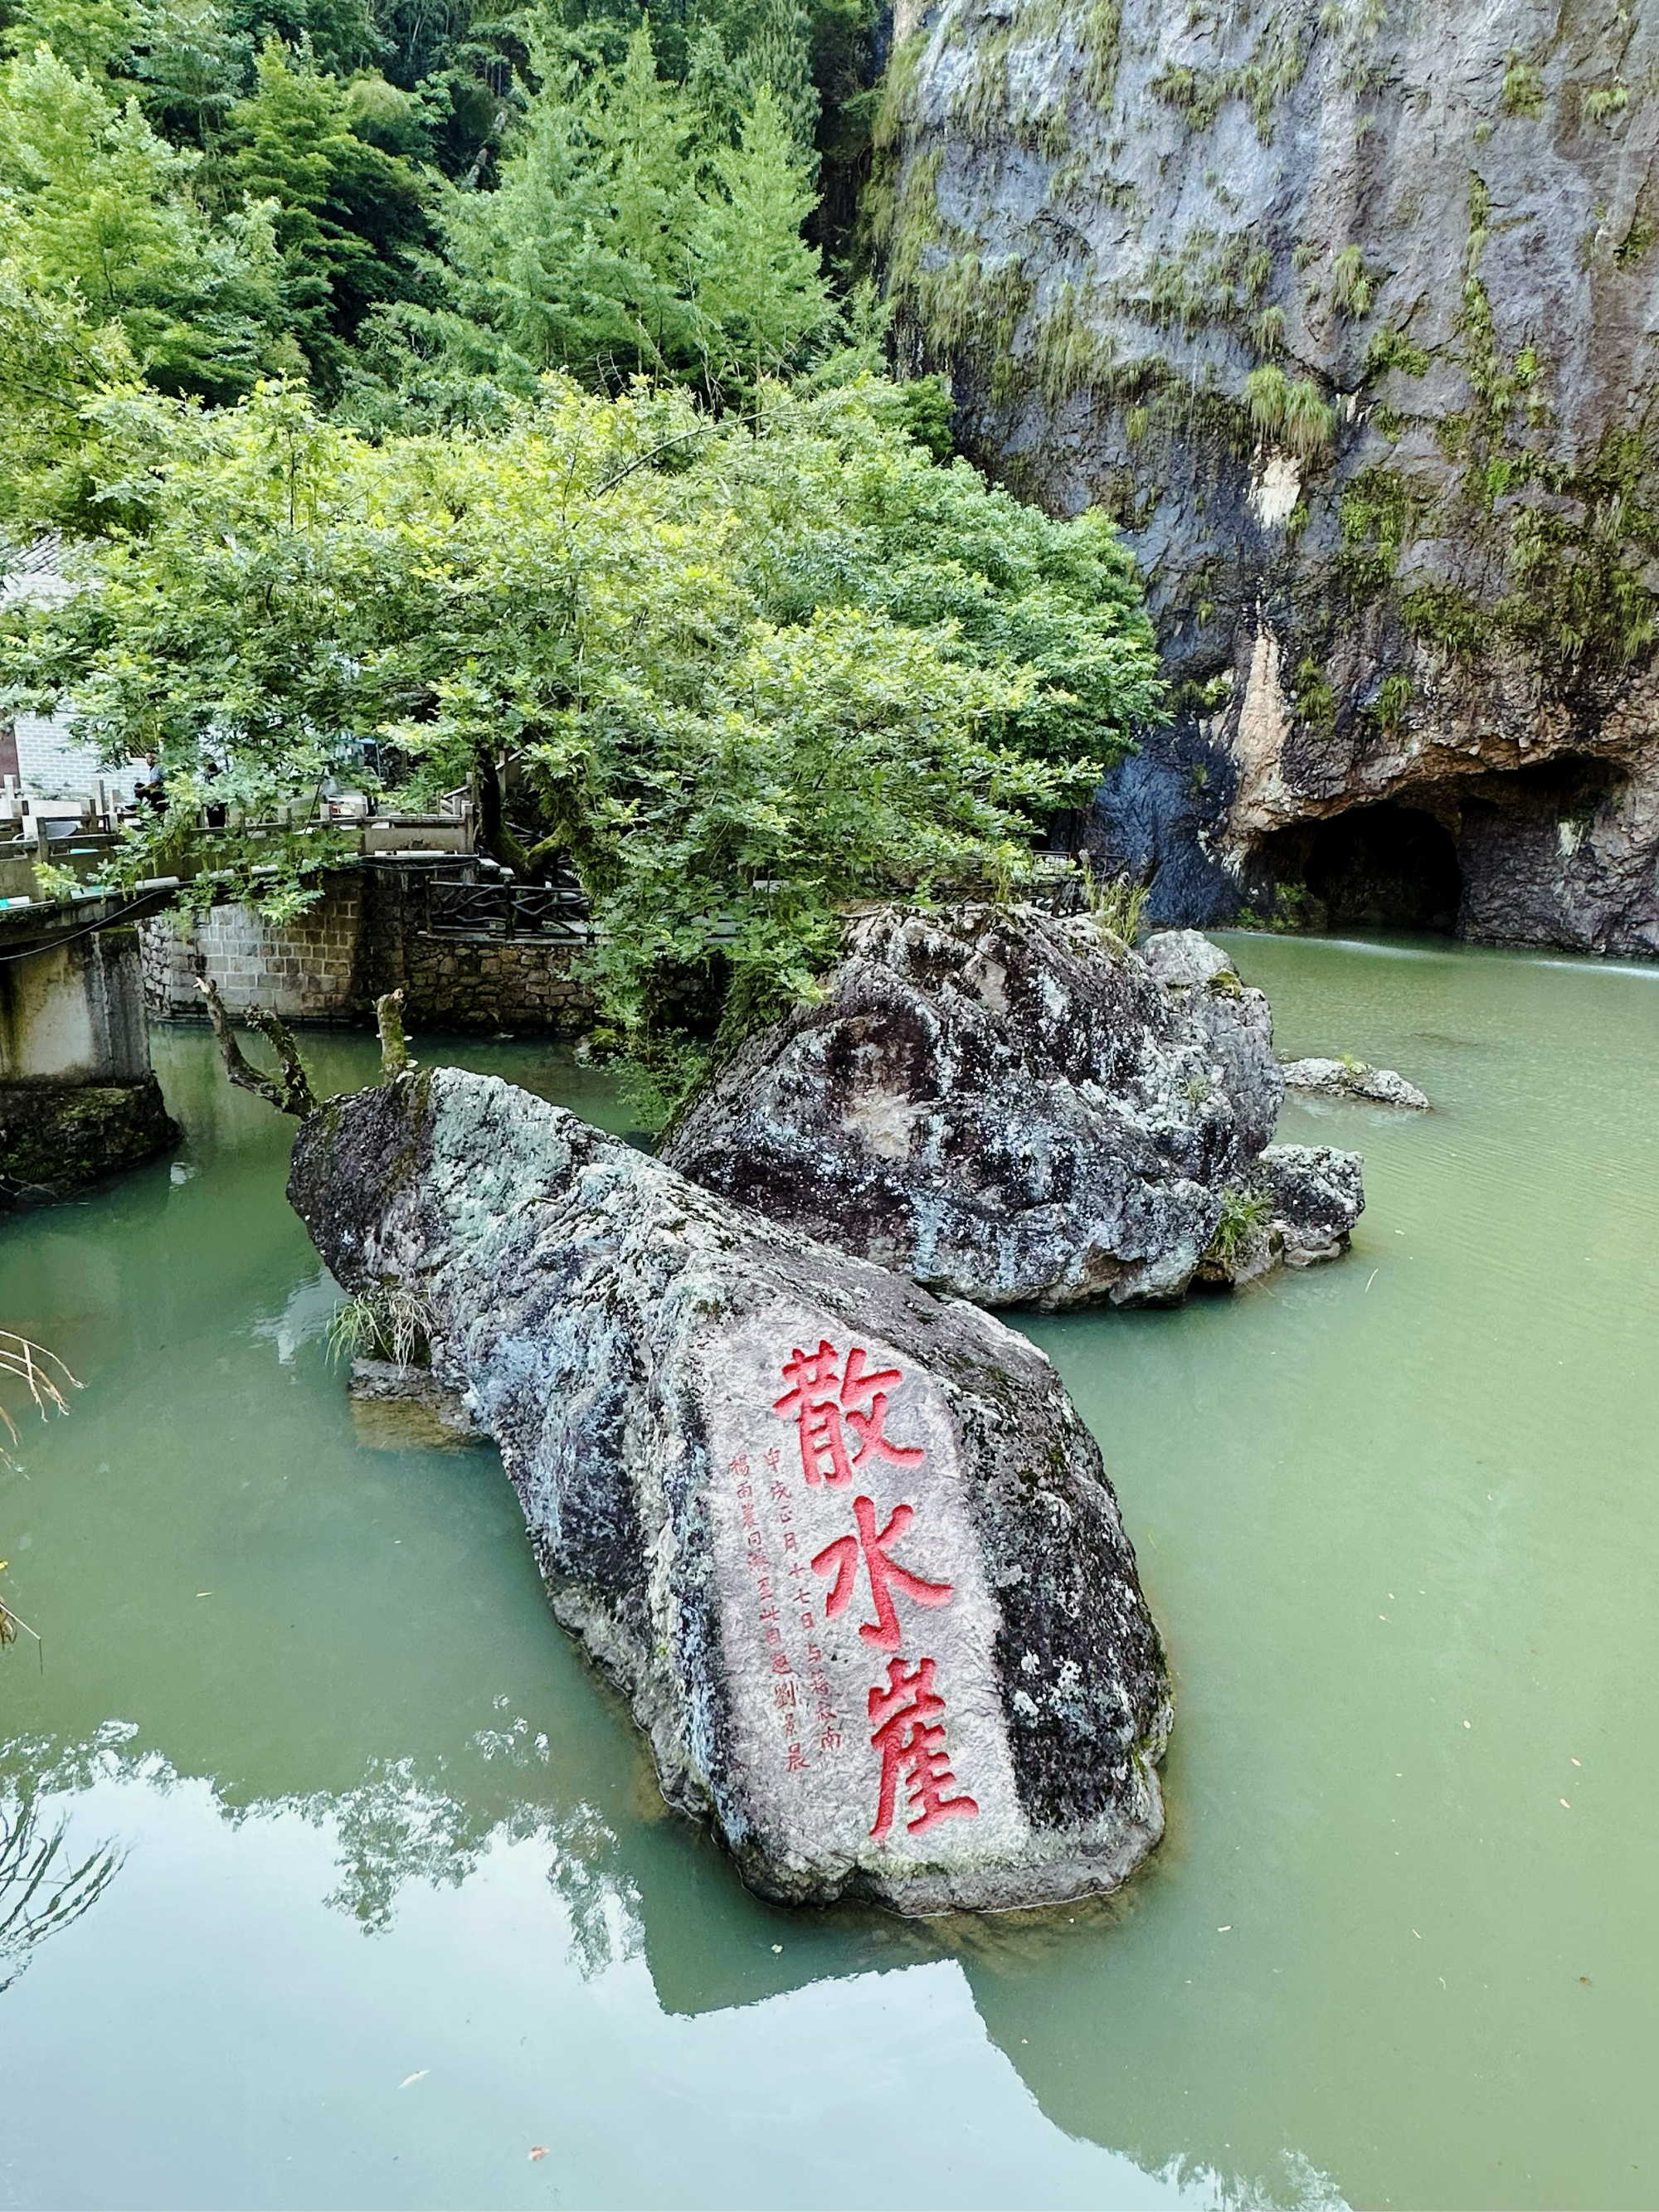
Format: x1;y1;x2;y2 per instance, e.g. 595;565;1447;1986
811;1495;953;1650
867;1656;979;1840
774;1342;925;1487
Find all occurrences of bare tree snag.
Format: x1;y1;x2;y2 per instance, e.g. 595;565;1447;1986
196;975;318;1116
375;989;415;1080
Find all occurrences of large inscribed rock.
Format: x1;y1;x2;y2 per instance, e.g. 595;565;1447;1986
289;1067;1171;1913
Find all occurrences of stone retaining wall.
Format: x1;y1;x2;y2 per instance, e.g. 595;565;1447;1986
141;869;594;1033
141;881;367;1023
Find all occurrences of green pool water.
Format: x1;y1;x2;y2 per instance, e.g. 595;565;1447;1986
1;934;1655;2210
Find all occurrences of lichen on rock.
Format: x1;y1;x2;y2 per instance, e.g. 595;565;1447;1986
0;1076;178;1209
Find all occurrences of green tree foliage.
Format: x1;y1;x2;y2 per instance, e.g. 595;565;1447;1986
216;37;435;384
0;44;299;403
439;24;708;391
0;0;883;430
431;23;832;403
694;83;830;386
707;380;1164;761
0;0;1165;1106
2;377;1161;1048
0;256;134;525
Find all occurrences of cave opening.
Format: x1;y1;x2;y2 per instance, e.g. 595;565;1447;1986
1265;803;1464;933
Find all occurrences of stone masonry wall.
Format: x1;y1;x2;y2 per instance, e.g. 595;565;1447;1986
142;869;594;1033
355;869;594;1033
390;931;593;1032
142;878;367;1023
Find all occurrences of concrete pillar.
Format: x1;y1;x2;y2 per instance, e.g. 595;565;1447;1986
0;912;177;1208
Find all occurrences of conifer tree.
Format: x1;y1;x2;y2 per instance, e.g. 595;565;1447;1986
695;83;829;394
0;44;298;400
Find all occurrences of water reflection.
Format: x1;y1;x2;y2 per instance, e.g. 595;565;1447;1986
2;1665;1352;2210
1;980;1654;2210
0;1782;119;1995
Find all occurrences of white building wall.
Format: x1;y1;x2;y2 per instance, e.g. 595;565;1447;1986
1;539;142;805
7;710;140;804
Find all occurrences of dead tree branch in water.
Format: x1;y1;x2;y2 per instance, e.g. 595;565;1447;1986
375;989;415;1079
196;975;317;1116
1;1330;78;1470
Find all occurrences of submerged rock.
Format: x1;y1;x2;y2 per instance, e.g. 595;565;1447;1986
289;1066;1172;1914
1282;1058;1430;1112
664;905;1359;1307
347;1358;484;1451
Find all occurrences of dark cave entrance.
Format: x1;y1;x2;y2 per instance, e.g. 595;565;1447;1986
1262;803;1464;933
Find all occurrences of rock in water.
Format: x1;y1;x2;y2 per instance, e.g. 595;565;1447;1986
664;904;1355;1306
288;1066;1172;1914
1282;1058;1430;1111
1259;1145;1369;1268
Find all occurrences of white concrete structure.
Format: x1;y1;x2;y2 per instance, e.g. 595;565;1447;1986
0;539;142;805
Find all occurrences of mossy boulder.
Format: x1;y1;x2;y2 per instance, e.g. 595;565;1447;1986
0;1076;178;1208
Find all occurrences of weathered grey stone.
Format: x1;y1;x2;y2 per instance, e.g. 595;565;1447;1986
1258;1144;1366;1266
1140;928;1282;1145
664;904;1316;1309
288;1065;1172;1914
1282;1057;1430;1111
1138;930;1238;992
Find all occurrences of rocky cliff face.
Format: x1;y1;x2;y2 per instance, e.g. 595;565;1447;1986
875;0;1659;952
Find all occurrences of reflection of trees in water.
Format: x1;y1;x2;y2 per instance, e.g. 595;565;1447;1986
306;1754;641;1974
0;1728;640;1982
0;1789;121;1994
0;1736;1344;2208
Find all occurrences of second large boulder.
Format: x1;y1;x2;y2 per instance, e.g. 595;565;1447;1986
664;905;1359;1307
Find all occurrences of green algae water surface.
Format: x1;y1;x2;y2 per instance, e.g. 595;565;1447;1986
1;936;1655;2211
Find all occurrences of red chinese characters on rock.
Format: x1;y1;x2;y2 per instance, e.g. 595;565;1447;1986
774;1340;926;1489
810;1495;953;1651
771;1339;980;1845
868;1657;980;1840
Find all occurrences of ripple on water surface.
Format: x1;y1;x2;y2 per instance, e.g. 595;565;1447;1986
1;938;1655;2210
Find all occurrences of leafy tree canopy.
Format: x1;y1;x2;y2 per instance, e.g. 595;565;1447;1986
0;0;882;450
2;377;1161;1065
0;43;301;412
0;0;1166;1108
